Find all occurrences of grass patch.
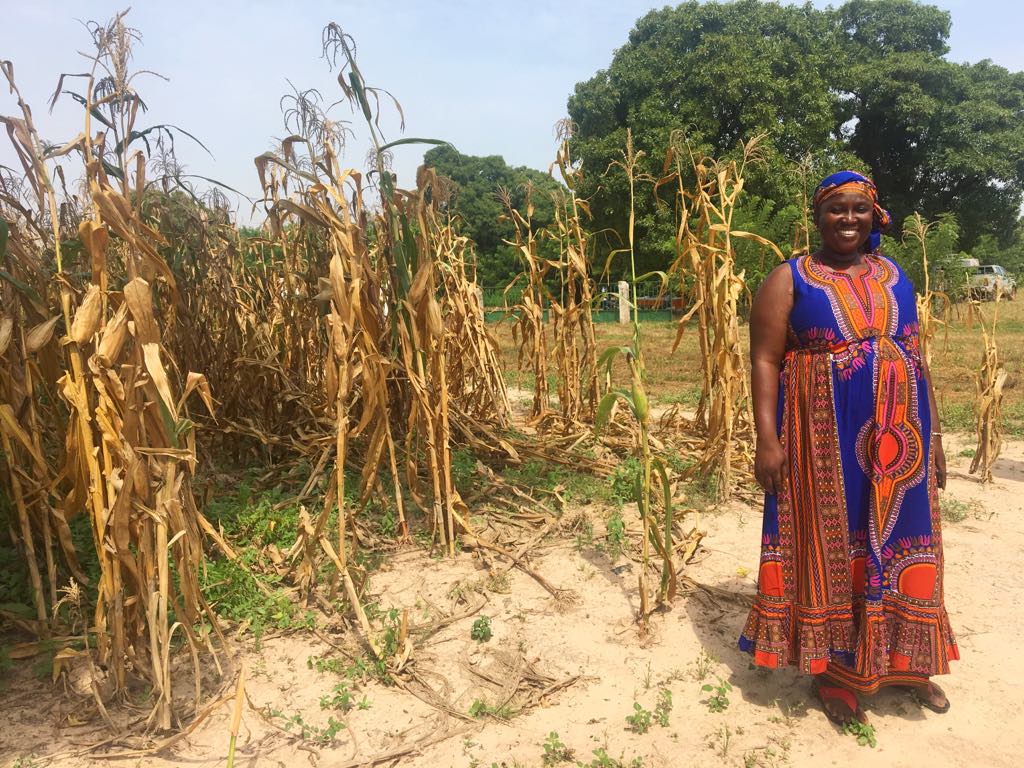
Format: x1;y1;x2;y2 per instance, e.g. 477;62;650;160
503;459;613;505
939;494;986;523
939;401;975;433
201;485;316;638
659;387;701;408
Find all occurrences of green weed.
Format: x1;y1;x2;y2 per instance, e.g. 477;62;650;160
609;458;641;505
605;509;626;558
574;517;596;551
471;615;493;642
688;648;718;682
939;494;985;523
844;720;877;748
266;708;346;746
654;687;673;726
660;387;701;408
308;654;345;675
625;701;653;733
468;697;514;720
706;724;732;758
701;677;733;713
541;731;574;765
503;460;610;505
939;402;974;433
452;447;477;493
576;748;644;768
319;682;354;712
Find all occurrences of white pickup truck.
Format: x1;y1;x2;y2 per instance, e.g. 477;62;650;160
968;264;1016;301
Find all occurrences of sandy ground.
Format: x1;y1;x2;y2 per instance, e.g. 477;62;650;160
1;433;1023;768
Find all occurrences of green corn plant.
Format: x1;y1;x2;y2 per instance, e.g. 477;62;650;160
595;130;677;616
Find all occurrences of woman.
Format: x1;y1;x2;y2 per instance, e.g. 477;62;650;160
738;171;959;725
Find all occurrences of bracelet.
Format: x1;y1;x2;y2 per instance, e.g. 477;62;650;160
931;431;943;437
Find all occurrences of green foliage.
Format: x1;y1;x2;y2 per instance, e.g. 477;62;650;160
468;697;514;720
568;0;850;276
940;495;984;524
883;214;963;296
471;615;493;642
542;731;574;765
609;458;641;505
201;485;317;638
568;0;1024;279
605;509;626;558
701;677;733;712
266;708;346;746
654;687;673;727
451;447;477;493
202;554;309;639
205;484;299;550
688;648;718;682
577;749;645;768
625;687;672;734
320;682;354;712
503;459;613;505
844;719;878;748
625;701;653;733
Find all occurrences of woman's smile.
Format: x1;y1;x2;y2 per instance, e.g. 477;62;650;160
818;191;874;256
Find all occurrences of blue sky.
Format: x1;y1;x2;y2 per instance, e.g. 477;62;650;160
1;1;1021;222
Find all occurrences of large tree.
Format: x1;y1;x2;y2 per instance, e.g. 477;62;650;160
423;145;564;287
568;0;854;275
567;0;1024;276
839;0;1024;249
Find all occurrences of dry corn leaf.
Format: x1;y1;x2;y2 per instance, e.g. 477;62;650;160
142;343;177;420
78;219;110;280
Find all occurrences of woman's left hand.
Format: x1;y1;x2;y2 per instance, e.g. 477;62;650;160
933;435;947;489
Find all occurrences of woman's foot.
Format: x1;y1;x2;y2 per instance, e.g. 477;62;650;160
905;681;950;713
815;682;869;726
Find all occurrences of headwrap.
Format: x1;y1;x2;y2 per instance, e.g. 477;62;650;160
813;170;892;252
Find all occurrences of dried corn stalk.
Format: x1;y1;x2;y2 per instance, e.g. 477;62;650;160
969;297;1005;483
548;120;599;425
665;133;773;499
903;212;951;366
503;184;552;421
2;16;227;729
275;30;510;654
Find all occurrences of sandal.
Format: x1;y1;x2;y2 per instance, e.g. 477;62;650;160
902;681;950;714
815;682;869;726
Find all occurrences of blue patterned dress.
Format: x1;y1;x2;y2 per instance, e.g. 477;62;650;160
739;254;958;691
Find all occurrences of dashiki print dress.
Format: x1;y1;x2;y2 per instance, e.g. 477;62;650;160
739;253;959;692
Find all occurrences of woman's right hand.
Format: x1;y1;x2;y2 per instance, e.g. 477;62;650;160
754;437;787;496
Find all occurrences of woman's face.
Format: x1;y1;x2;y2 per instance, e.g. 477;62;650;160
816;191;874;257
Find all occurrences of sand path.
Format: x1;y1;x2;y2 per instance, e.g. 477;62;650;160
1;435;1021;767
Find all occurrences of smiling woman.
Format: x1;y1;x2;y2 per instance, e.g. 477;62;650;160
739;171;959;728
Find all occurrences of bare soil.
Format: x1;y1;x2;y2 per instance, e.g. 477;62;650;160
2;431;1022;768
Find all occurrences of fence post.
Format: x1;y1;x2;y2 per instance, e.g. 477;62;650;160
618;280;630;325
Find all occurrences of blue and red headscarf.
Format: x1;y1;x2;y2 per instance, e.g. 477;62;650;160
813;170;892;252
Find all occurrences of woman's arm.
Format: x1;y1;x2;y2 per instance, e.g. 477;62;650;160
750;264;795;495
920;356;947;489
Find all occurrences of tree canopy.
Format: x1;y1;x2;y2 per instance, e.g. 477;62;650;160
566;0;1024;280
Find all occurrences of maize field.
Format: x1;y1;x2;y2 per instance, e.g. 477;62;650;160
0;11;1020;766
